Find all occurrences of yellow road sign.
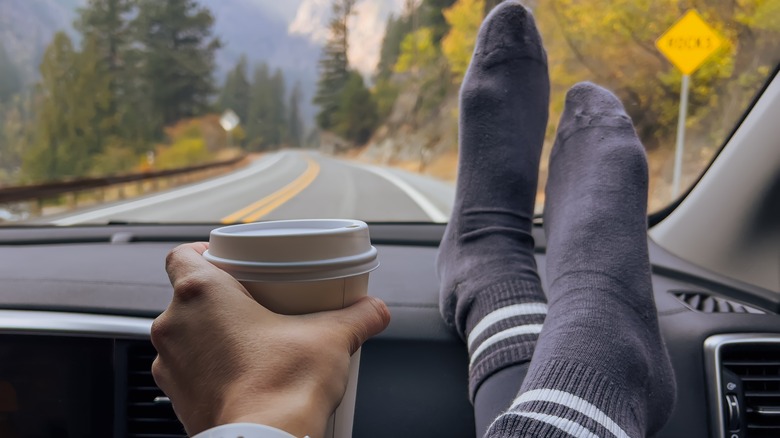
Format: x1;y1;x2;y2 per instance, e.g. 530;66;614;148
656;10;724;75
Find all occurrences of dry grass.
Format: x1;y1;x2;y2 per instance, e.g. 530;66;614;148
422;150;458;182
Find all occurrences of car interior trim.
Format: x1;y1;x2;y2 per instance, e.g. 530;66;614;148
704;333;780;438
0;309;152;339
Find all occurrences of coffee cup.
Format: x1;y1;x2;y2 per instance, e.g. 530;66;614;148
203;219;379;438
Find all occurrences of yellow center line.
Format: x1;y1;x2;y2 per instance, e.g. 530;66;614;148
220;156;321;224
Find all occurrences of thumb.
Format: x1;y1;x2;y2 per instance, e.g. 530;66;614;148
323;296;391;355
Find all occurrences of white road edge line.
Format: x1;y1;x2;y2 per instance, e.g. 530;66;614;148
356;164;449;223
52;153;285;226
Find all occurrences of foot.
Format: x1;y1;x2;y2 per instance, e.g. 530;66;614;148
493;83;675;437
436;1;550;400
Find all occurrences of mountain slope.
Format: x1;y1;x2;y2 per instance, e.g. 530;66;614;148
0;0;81;83
0;0;320;123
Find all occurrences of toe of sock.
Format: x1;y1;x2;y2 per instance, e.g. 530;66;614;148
474;1;546;66
564;82;628;118
553;82;636;143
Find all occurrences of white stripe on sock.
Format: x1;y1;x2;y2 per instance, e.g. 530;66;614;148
467;303;548;350
511;389;631;438
469;324;543;367
491;411;601;438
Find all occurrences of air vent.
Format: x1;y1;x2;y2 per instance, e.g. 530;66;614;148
672;291;765;314
126;342;186;438
722;343;780;437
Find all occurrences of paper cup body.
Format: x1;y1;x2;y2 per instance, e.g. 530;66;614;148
204;219;377;438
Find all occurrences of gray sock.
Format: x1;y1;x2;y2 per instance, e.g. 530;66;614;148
487;83;676;437
436;1;549;401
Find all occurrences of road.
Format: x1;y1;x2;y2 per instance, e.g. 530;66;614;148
43;151;455;225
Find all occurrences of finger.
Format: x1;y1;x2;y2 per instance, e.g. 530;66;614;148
165;242;254;301
164;242;211;286
150;312;169;354
151;355;170;395
322;296;391;354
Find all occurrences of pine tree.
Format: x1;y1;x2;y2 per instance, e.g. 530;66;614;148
314;0;355;130
246;63;272;150
75;0;132;72
420;0;458;42
0;93;34;181
133;0;220;131
287;82;304;148
376;14;414;79
219;55;251;128
332;71;378;145
74;0;144;150
74;0;130;113
24;33;112;181
0;43;22;104
269;68;287;147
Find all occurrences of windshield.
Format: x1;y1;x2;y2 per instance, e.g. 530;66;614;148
0;0;777;225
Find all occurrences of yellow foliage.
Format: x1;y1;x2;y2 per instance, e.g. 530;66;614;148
164;114;230;152
442;0;485;81
155;137;210;170
394;27;439;74
736;0;780;31
165;117;202;141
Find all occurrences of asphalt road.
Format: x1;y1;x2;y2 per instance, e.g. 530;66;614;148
43;151;455;225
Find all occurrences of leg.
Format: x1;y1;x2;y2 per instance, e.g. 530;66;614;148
435;2;549;434
474;363;530;432
487;83;676;437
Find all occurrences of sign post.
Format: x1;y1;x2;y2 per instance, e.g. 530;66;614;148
672;74;690;198
656;10;724;197
220;109;241;148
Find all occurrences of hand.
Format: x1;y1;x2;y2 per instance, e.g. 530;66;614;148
151;243;391;437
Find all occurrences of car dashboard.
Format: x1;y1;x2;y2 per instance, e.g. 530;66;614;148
0;224;778;438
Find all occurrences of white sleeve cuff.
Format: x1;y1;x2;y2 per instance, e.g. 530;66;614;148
192;423;300;438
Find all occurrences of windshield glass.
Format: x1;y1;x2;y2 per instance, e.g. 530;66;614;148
0;0;777;225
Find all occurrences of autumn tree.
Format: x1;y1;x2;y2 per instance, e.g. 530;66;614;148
394;27;439;74
538;0;779;151
442;0;485;81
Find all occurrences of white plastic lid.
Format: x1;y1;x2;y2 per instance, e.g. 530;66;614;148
203;219;379;282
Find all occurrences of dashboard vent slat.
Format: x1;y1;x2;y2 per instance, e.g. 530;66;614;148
722;343;780;437
126;342;186;438
672;291;765;314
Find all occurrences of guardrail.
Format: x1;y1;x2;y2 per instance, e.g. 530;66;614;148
0;155;248;215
